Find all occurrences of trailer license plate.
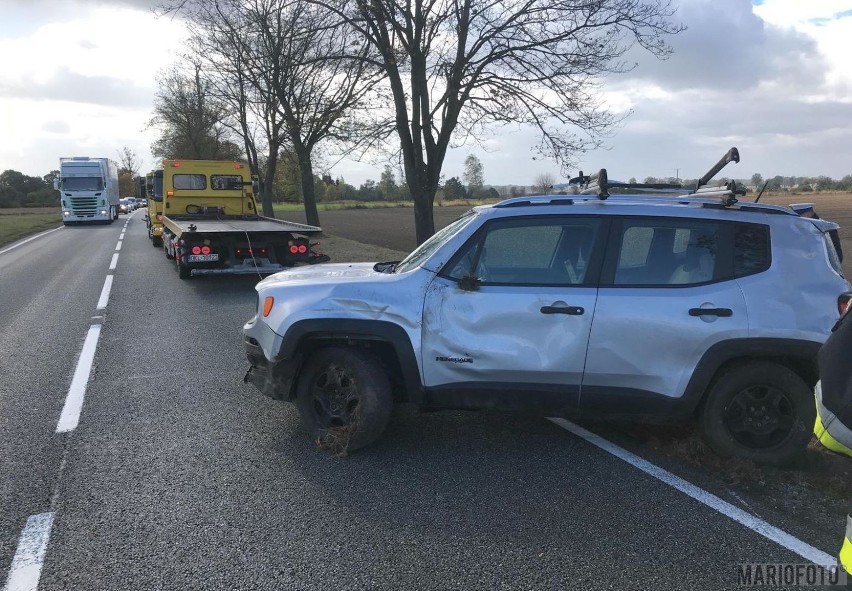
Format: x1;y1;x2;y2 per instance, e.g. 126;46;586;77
186;254;219;262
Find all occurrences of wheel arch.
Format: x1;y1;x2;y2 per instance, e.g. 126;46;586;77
279;319;424;403
683;338;820;415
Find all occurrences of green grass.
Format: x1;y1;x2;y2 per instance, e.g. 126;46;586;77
0;213;62;247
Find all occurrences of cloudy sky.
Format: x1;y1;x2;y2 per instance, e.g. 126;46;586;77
1;0;852;186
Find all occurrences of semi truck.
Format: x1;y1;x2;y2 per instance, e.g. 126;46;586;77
158;159;328;279
55;157;120;224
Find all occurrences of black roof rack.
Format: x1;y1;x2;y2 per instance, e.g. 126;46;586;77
571;147;745;207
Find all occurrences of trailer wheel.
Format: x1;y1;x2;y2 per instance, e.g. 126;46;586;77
177;261;192;279
152;236;162;248
295;347;393;454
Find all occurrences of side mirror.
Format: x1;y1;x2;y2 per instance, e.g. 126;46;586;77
251;175;260;195
457;273;481;292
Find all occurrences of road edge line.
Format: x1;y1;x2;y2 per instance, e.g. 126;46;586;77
0;226;63;256
548;418;837;567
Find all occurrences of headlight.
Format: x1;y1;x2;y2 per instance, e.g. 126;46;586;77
63;211;70;216
100;210;107;215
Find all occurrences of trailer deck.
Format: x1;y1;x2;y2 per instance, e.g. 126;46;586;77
163;215;321;235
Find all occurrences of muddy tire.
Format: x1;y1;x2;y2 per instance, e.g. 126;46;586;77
699;361;815;466
295;347;392;454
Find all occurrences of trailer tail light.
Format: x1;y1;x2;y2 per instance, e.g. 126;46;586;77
262;296;274;317
289;245;299;254
201;245;211;255
191;246;202;255
839;293;852;317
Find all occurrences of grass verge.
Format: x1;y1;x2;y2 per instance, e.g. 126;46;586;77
0;213;62;248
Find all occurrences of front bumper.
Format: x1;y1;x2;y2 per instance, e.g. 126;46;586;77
244;337;300;400
243;316;296;400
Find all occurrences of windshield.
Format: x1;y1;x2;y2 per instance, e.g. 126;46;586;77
63;176;104;191
394;211;477;273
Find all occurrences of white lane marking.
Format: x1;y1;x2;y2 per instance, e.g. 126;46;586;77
119;233;125;240
0;227;63;256
96;276;113;310
56;325;101;433
115;241;122;251
109;253;119;270
548;418;837;567
2;512;55;591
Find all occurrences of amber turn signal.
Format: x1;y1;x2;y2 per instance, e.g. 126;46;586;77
263;296;275;317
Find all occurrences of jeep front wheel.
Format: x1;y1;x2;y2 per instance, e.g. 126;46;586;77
295;347;392;454
699;361;815;466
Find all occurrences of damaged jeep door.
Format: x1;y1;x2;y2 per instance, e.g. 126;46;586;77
421;216;607;409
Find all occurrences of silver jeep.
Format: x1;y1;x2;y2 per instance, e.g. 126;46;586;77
244;148;851;464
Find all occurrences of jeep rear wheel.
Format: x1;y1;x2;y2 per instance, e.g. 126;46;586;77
699;361;815;466
295;347;392;454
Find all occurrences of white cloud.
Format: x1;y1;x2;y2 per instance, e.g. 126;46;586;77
3;0;852;188
0;3;186;176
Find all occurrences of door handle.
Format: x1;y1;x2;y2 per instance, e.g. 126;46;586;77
541;305;584;315
689;307;733;317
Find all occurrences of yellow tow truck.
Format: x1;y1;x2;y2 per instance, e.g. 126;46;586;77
157;159;327;279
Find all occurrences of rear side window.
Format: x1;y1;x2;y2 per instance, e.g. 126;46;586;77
173;174;207;190
733;223;770;276
614;219;718;286
824;233;844;277
211;175;243;190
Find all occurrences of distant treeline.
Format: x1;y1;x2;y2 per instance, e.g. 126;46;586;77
639;174;852;193
5;167;852;209
0;170;57;208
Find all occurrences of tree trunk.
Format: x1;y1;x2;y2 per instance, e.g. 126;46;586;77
261;149;278;218
298;153;320;228
409;172;436;244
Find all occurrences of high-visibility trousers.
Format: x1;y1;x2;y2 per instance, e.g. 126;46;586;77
814;382;852;458
842;514;851;574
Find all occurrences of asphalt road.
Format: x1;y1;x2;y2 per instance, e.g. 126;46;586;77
0;211;846;590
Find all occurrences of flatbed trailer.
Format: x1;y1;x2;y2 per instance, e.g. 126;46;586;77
157;159;328;279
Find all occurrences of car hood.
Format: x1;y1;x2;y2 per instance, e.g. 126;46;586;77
258;262;383;287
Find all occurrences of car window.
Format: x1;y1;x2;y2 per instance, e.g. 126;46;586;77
614;219;719;286
445;217;600;286
734;223;771;276
173;174;207;190
211;175;243;190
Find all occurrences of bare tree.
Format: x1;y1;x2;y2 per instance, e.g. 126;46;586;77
117;147;142;177
165;0;384;226
463;154;484;197
148;63;244;161
305;0;682;244
532;172;556;194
